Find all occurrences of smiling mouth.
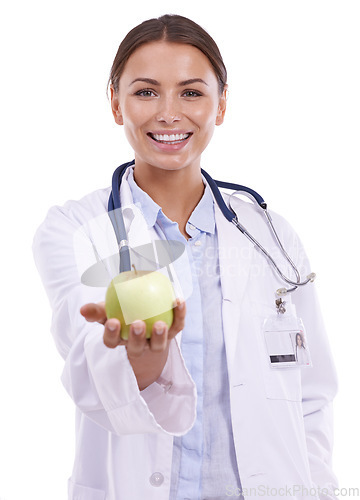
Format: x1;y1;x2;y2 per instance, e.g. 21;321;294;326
148;132;192;145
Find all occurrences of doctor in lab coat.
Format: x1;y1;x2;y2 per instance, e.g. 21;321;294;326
32;14;338;500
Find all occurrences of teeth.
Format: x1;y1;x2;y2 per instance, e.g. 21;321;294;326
151;133;190;143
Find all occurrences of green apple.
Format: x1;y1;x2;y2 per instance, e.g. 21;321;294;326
105;270;176;339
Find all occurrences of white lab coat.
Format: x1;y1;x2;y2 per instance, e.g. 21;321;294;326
33;166;338;500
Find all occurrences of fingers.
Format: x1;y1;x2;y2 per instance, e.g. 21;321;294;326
148;300;186;351
126;319;170;356
80;301;107;325
149;321;168;352
168;299;186;339
85;299;186;356
81;302;123;350
126;321;148;358
126;319;170;355
103;318;121;348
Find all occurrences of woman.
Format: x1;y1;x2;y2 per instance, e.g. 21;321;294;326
33;14;338;500
295;332;310;366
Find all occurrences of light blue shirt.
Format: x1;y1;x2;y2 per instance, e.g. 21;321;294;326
127;168;242;500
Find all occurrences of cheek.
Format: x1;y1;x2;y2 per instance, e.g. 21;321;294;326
190;101;220;130
122;100;154;129
122;105;150;146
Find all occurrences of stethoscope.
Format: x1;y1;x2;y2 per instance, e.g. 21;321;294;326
108;160;316;300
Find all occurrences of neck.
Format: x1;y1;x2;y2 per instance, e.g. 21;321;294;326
133;160;204;238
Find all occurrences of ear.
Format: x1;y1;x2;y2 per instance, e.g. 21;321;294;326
110;85;124;126
215;84;228;126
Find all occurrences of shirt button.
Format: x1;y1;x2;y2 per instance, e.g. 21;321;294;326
194;240;202;246
149;472;164;487
188;223;196;230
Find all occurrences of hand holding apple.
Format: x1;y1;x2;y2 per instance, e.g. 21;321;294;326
80;292;186;390
105;269;176;340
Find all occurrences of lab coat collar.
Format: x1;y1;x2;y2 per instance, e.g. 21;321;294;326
214;198;254;303
118;167;153;248
214;198;255;378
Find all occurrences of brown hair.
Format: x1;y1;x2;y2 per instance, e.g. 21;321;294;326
108;14;227;95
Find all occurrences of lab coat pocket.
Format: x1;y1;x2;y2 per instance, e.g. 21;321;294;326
252;302;302;402
68;479;106;500
262;365;302;401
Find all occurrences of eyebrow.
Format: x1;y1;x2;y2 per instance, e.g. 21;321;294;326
129;77;209;87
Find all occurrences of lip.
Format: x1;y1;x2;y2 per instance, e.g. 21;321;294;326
148;129;193;136
147;130;193;152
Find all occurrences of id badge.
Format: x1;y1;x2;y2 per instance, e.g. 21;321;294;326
263;304;312;369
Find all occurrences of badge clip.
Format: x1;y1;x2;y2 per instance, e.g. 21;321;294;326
275;298;286;314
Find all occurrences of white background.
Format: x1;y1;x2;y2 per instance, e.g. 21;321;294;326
1;1;359;499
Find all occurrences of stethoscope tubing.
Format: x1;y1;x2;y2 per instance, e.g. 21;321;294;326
108;160;135;272
201;167;314;293
108;161;315;294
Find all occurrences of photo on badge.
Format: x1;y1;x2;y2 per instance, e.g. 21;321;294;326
290;330;312;366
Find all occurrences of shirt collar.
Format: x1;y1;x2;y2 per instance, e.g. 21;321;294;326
127;166;215;234
188;181;215;234
127;167;162;228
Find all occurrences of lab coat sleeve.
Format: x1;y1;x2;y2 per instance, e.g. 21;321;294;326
290;230;339;499
32;202;196;436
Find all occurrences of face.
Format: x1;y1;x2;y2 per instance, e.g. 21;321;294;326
110;41;227;173
296;334;303;346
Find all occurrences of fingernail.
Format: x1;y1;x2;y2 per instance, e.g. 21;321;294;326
107;322;117;332
154;323;165;335
132;321;143;335
177;301;185;310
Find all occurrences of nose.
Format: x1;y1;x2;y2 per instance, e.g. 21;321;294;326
155;95;181;124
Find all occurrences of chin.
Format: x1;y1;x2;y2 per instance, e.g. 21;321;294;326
138;152;197;172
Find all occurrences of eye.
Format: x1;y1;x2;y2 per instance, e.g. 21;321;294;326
182;90;202;98
134;89;157;97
